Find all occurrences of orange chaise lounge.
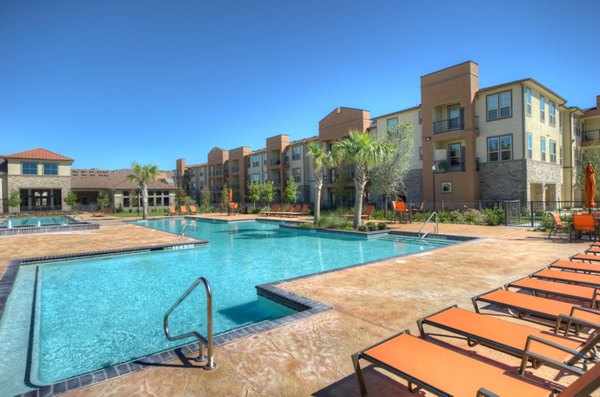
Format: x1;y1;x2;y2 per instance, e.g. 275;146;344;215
352;330;600;397
506;277;600;309
417;306;599;372
472;288;600;333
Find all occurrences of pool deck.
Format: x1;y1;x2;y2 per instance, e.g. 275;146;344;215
1;214;599;396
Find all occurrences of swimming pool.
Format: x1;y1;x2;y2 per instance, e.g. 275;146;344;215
0;219;459;396
0;215;78;228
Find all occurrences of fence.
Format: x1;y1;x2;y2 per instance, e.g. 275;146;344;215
503;200;585;227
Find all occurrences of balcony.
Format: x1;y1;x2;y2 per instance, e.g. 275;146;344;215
583;129;600;142
434;116;464;134
270;158;281;166
433;160;465;173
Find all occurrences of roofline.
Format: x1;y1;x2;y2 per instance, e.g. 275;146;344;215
420;60;478;79
372;104;422;120
478;78;567;104
318;107;370;124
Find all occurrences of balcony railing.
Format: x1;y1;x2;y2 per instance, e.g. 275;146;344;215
433;160;465;173
583;129;600;142
270;158;281;166
433;116;464;134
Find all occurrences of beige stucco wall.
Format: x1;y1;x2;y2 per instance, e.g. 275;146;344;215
373;107;422;170
475;83;524;162
6;159;71;176
523;84;563;164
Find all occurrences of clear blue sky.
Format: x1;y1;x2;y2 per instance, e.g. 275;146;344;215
1;0;598;170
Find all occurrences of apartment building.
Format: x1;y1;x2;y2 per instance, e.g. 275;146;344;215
178;61;597;209
0;148;74;212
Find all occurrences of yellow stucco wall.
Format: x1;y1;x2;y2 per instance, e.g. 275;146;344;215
373;107;422;169
5;159;71;176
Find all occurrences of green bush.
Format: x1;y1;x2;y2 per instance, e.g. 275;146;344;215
358;225;368;232
365;222;377;231
377;222;387;230
482;205;505;226
539;212;556;231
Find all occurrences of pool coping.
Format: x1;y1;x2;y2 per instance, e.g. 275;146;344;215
0;222;100;237
5;223;477;397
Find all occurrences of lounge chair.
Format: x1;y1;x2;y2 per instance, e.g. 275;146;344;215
189;205;197;215
571;253;600;263
472;287;600;332
570;213;597;242
180;205;188;215
548;212;568;239
352;330;600;397
549;259;600;274
263;203;281;217
168;206;176;216
362;204;374;220
507;276;600;309
417;305;599;371
533;268;600;289
411;200;425;213
392;200;410;223
300;203;309;215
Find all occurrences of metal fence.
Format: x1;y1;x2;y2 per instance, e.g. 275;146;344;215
503;200;585;227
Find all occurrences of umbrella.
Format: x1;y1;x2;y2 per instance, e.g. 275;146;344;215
228;187;233;202
585;161;596;209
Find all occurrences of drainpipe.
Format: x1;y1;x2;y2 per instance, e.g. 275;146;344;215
521;84;527;202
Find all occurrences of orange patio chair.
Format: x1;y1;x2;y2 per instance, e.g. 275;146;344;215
417;306;599;372
570;213;597;242
549;259;600;274
548;212;567;239
393;200;410;223
168;206;176;216
180;205;188;215
352;330;600;397
571;252;600;264
189;205;197;215
361;204;375;220
506;276;600;309
472;287;600;333
300;203;309;215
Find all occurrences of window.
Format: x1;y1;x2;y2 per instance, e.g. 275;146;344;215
448;105;460;130
22;162;38;175
526;87;532;116
486;90;511;121
540;95;546;122
123;198;130;207
386;117;398;131
292;167;301;183
549;101;556;126
487;135;512;162
263;153;267;165
441;182;452;193
448;143;461;167
43;163;58;175
292;146;301;161
527;133;533;159
541;137;546;161
252;173;260;182
550;139;557;163
419;146;423;161
252;155;260;168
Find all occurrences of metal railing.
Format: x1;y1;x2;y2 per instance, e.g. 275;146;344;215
163;276;216;370
418;211;439;238
582;129;600;142
434;116;464;134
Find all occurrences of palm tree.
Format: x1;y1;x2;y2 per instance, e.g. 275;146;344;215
333;130;393;228
128;162;160;220
306;141;333;224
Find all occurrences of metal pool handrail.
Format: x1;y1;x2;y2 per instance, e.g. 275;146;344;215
418;211;439;239
163;276;216;370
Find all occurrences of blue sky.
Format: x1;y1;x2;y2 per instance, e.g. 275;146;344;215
1;0;598;170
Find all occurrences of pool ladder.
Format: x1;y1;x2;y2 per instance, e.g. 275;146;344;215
163;276;216;370
418;211;439;239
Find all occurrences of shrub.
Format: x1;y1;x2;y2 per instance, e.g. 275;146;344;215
365;222;377;231
377;222;387;230
483;204;505;226
539;212;556;231
358;225;368;232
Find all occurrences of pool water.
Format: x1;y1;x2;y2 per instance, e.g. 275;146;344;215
0;219;456;395
0;216;78;228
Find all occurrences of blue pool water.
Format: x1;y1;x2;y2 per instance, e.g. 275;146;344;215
0;219;457;395
0;215;78;228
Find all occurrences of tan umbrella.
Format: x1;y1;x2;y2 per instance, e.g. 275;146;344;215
585;162;596;209
228;188;233;202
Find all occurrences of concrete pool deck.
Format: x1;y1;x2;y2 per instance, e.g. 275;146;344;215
1;214;598;396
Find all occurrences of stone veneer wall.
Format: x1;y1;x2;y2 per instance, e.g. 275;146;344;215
6;175;72;211
405;168;423;205
525;159;562;200
479;160;527;202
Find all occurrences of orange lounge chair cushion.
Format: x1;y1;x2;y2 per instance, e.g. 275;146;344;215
479;289;578;318
551;260;600;273
510;278;597;302
535;268;600;287
363;333;551;397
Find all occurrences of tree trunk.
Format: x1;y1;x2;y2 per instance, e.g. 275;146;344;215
142;184;149;220
353;166;368;229
314;172;323;225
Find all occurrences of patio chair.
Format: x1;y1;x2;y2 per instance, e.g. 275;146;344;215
168;206;176;216
570;213;597;242
180;205;188;215
188;205;197;215
351;330;599;397
392;200;411;223
300;203;309;215
548;212;568;239
362;204;375;220
417;306;599;371
506;276;600;309
411;200;425;213
533;268;600;289
472;287;600;333
571;252;600;263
